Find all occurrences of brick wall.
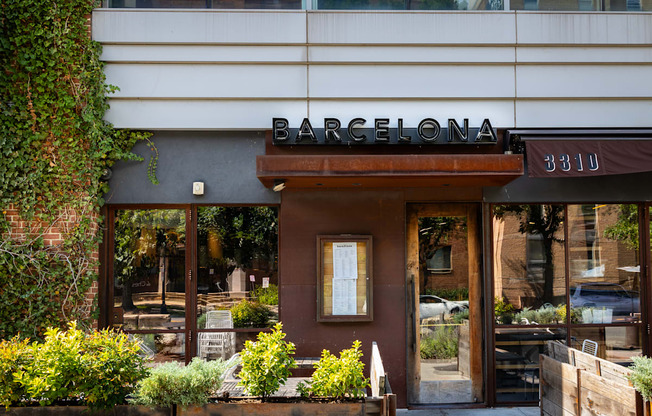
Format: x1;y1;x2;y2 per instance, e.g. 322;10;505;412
3;202;100;328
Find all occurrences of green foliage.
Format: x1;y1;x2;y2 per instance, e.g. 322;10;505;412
0;0;153;339
423;288;469;301
230;300;274;328
3;322;147;409
253;284;278;306
197;206;278;269
129;358;231;409
420;326;458;360
494;297;515;317
604;204;641;250
238;323;296;401
297;340;369;400
628;356;652;402
0;337;30;409
451;308;469;324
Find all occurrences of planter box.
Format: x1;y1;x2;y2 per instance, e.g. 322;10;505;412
0;405;171;416
179;401;366;416
540;341;641;416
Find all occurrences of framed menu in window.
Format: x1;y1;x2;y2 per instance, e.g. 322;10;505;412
317;235;373;322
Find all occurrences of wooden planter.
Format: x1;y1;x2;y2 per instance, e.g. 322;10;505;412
179;401;366;416
0;405;171;416
540;341;642;416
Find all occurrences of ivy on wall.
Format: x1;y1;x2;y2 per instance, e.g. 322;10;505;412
0;0;152;339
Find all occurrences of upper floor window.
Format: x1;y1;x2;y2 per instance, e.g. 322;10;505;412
103;0;649;10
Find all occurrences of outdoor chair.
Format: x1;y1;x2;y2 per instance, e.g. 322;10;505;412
198;310;236;360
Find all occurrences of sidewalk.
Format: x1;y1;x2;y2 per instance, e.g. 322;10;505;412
398;407;539;415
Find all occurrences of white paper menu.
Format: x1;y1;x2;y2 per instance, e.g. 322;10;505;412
332;242;357;315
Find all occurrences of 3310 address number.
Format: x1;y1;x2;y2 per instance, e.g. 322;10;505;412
544;153;599;173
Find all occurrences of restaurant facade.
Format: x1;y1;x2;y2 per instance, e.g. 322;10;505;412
95;3;652;409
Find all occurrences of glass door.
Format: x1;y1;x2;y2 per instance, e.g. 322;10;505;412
407;204;483;405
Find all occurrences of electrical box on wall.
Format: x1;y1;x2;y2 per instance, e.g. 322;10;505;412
193;181;204;195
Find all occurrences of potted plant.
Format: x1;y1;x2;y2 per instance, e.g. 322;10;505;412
627;356;652;416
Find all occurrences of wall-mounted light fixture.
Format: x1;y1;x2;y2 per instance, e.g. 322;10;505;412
273;179;286;192
193;181;205;196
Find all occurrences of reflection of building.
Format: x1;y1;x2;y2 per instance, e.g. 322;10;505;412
93;0;652;410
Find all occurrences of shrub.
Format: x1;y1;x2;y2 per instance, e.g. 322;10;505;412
423;288;469;301
8;322;147;409
129;357;232;409
238;323;296;401
628;356;652;402
0;337;30;409
297;340;369;400
254;284;278;306
420;326;458;360
230;300;274;328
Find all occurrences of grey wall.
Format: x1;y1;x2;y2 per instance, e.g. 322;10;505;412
105;131;279;205
484;166;652;203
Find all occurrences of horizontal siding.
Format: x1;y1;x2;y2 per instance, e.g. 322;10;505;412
307;100;516;128
94;9;652;129
516;65;652;98
309;64;515;98
106;64;308;98
516;100;652;127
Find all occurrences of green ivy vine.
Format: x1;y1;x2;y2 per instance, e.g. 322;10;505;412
0;0;153;339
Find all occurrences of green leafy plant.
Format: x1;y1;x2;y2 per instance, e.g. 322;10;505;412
0;337;30;409
420;326;458;360
423;288;469;301
0;0;154;340
129;357;232;409
627;356;652;402
495;297;515;324
452;308;470;324
230;300;274;328
297;340;369;400
6;322;147;409
238;323;296;402
253;284;279;306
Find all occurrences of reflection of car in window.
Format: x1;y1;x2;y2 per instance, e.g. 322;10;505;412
570;282;640;316
419;295;468;320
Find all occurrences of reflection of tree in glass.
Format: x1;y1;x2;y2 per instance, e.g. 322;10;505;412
494;205;564;304
603;204;640;251
114;210;186;312
418;216;466;292
197;207;277;274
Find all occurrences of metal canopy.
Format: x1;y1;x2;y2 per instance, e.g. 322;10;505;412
256;154;524;189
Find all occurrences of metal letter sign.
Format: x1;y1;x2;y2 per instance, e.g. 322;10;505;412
271;117;498;146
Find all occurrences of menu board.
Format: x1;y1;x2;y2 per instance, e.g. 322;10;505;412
317;235;372;322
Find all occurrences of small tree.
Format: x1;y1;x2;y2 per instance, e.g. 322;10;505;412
238;323;296;402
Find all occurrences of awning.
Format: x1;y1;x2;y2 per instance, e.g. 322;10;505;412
526;139;652;178
506;129;652;178
256;154;523;189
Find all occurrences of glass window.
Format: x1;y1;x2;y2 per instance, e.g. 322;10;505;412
104;0;301;8
569;204;641;324
493;205;566;325
495;327;566;402
113;209;187;332
570;327;642;365
196;206;278;361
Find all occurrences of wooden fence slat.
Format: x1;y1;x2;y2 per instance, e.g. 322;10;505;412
580;370;637;409
540;355;579;415
543;397;576;416
543;342;641;416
